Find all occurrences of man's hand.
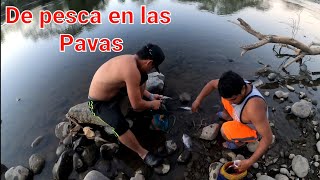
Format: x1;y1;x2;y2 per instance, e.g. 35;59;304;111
235;159;253;172
150;100;162;110
149;93;163;100
191;99;201;112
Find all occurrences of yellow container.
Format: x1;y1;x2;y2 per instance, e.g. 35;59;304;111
219;161;247;180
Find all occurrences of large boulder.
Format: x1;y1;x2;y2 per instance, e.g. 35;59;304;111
316;141;320;154
5;166;31;180
200;124;220;141
55;122;71;140
209;162;223;180
29;154;45;174
84;170;109;180
291;100;313;118
52;150;74;180
146;72;165;93
291;155;309;178
66;102;113;131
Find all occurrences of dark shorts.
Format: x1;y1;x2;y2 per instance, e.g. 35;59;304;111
88;96;130;137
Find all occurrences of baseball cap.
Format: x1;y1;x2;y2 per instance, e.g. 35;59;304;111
145;43;165;73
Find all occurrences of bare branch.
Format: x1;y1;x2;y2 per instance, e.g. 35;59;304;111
283;53;306;68
231;18;320;56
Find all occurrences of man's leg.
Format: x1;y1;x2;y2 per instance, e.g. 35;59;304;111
118;129;148;159
220;121;258;149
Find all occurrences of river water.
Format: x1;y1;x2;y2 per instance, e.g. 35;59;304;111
1;0;320;179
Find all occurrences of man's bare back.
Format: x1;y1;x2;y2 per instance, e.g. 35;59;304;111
89;55;138;101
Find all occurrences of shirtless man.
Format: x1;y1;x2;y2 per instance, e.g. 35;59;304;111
88;43;165;167
192;71;273;171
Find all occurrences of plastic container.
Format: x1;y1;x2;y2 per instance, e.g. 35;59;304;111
217;161;247;180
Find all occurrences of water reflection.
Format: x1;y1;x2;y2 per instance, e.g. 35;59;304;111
1;0;106;42
178;0;270;15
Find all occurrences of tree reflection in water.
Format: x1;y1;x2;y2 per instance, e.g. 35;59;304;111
0;0;107;42
178;0;270;15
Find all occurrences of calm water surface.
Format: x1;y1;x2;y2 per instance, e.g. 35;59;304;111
1;0;320;179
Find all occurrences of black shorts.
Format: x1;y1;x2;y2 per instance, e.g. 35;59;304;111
88;96;129;137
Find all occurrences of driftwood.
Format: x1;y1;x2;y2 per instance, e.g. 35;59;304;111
230;18;320;68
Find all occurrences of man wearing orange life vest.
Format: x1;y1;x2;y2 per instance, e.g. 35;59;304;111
191;71;273;171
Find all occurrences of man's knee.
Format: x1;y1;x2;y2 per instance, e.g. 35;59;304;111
221;123;231;141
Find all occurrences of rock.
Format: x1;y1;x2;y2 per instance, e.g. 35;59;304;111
275;174;289;180
290;170;295;176
1;164;8;178
312;99;318;106
280;164;287;168
264;91;270;97
253;163;259;169
300;64;307;72
100;143;119;160
289;154;295;159
272;135;276;144
284;106;291;113
222;151;236;161
312;86;318;91
252;79;264;87
146;72;165;93
219;158;227;164
154;163;170;175
291;155;309;178
179;92;191;103
177;149;191;163
82;145;97;167
165;140;177;155
55;122;71;140
84;170;109;180
317;141;320;153
314;162;319;167
247;172;253;179
299;84;304;88
56;144;68;157
5;166;31;180
199;123;220;141
274;91;289;99
291;100;312;118
280;98;284;102
316;133;319;140
29;154;45;174
63;134;72;145
73;153;85;172
280;168;289;176
312;120;319;126
299;92;306;99
269;123;274;127
52;150;74;180
235;154;245;160
73;136;94;152
286;85;295;92
130;171;145;180
268;73;277;81
314;155;319;162
280;151;284;158
208;162;223;180
31;135;43;148
257;175;275;180
66;102;113;127
247;141;259;153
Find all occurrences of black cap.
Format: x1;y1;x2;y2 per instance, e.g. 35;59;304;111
145;43;165;73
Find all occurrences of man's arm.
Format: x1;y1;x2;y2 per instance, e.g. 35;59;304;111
237;98;273;171
125;68;160;111
192;79;219;112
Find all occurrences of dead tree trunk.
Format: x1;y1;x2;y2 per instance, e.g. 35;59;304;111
230;18;320;68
